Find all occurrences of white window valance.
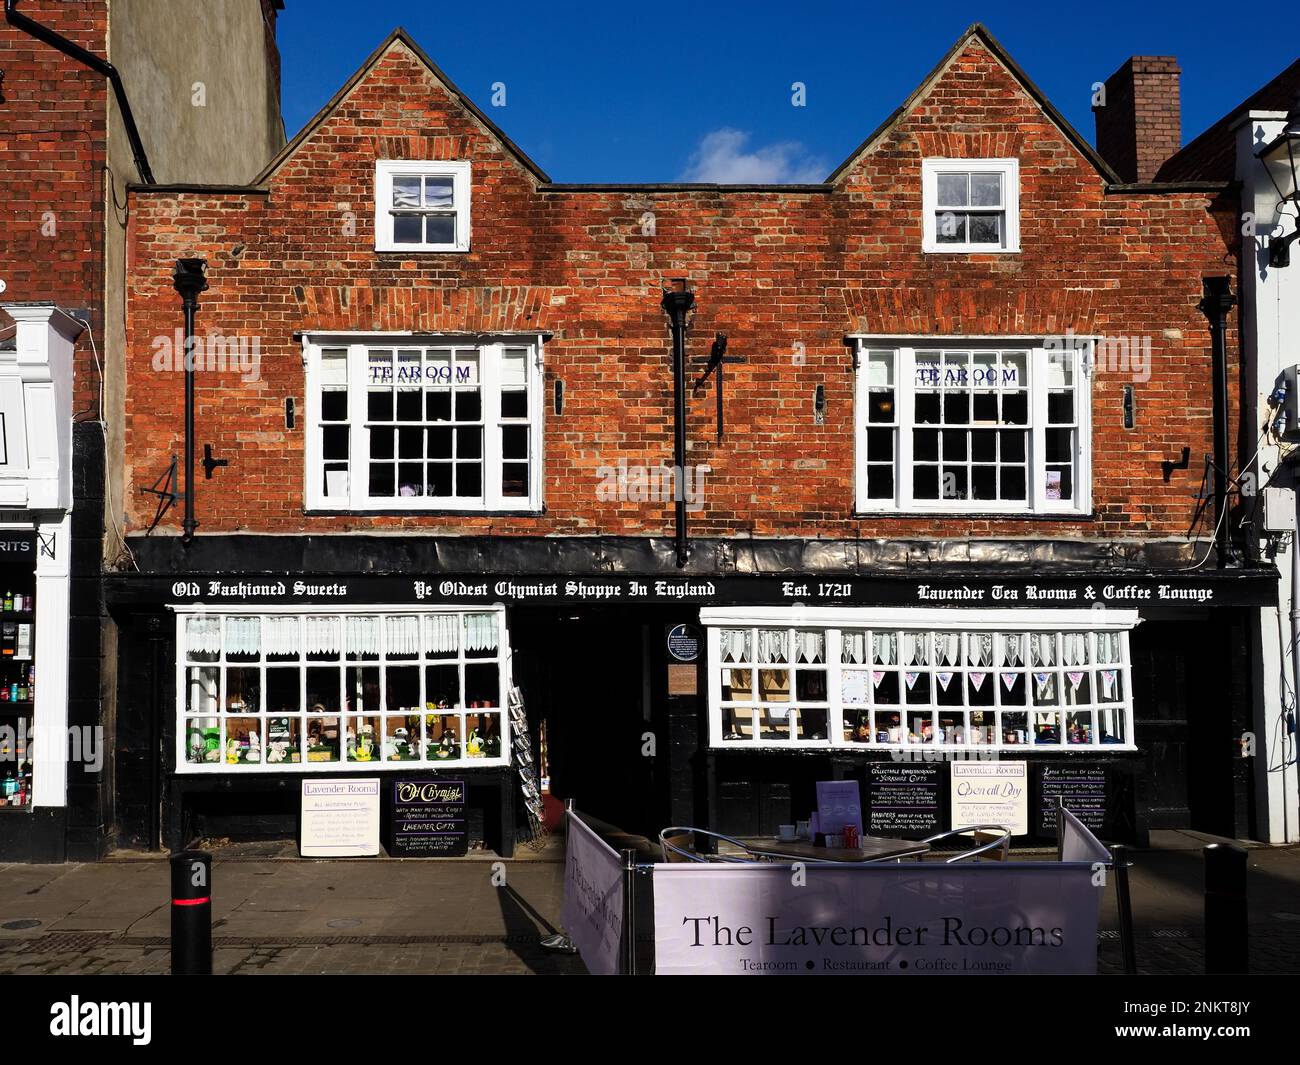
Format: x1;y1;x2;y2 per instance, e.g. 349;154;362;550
464;613;498;651
186;615;221;656
226;617;261;657
426;613;458;654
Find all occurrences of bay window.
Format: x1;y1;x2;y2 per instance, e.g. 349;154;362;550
304;335;543;511
853;339;1091;514
704;607;1136;751
176;608;510;772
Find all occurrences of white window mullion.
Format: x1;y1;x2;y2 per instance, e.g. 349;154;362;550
898;347;916;509
1030;346;1049;512
483;343;503;509
347;343;367;509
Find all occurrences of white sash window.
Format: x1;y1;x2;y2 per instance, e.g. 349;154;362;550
854;338;1092;515
303;335;544;512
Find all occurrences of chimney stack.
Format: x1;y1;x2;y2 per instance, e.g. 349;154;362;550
1093;57;1181;182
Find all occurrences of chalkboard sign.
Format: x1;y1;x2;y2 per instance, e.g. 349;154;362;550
1038;764;1107;837
867;763;941;836
387;779;468;857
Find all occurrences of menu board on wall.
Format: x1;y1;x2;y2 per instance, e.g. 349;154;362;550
950;761;1029;836
867;763;941;836
1038;764;1108;837
387;779;468;857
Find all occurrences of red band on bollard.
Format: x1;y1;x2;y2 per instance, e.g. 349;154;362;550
172;897;210;906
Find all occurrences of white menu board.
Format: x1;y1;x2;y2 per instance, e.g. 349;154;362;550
949;761;1028;836
301;779;381;857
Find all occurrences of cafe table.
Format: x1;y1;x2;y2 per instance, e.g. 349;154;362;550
744;835;930;863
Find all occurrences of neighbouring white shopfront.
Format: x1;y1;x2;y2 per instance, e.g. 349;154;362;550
0;304;79;854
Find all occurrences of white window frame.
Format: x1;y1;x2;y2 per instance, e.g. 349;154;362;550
302;333;545;512
921;158;1020;253
852;336;1092;515
703;607;1138;753
374;159;471;252
174;605;512;774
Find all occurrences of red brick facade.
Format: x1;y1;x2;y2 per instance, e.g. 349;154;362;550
0;0;108;417
122;28;1236;545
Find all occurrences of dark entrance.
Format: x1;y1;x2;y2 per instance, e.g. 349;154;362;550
509;607;662;836
1129;611;1244;839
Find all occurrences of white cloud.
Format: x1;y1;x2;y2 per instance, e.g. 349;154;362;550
678;128;827;184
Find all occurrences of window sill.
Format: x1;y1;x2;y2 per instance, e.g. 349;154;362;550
852;509;1096;521
304;506;544;517
921;243;1021;254
174;758;511;775
711;744;1138;754
374;245;471;254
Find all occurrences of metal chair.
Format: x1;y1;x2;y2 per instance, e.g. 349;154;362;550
920;825;1011;863
659;826;760;863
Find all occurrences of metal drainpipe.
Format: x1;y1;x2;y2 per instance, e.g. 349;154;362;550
1199;276;1239;568
173;259;208;543
4;0;155;184
661;281;695;567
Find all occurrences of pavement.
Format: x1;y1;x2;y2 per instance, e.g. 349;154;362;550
0;829;1296;975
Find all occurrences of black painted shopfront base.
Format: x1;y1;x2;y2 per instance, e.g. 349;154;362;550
0;807;68;863
165;768;516;858
706;749;1143;846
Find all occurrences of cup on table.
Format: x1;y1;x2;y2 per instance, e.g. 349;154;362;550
795;820;810;839
777;824;797;841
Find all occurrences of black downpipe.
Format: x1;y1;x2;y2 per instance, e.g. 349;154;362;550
661;282;695;567
1199;276;1239;569
174;259;208;543
4;0;155;184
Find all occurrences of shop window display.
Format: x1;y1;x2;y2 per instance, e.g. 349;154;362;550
177;609;508;772
709;611;1134;751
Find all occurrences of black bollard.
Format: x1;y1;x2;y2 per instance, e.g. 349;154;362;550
170;849;213;975
1204;843;1248;974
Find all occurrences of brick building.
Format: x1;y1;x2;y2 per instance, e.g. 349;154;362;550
111;24;1277;853
0;0;284;859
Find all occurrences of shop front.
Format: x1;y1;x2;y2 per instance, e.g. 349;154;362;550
107;535;1276;854
0;305;83;861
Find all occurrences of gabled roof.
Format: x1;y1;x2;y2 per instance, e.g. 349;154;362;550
251;27;551;186
1158;57;1300;183
825;23;1121;186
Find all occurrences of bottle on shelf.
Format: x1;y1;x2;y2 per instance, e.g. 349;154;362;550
3;591;11;612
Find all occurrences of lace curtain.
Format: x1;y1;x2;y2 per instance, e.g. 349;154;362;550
225;617;260;657
757;629;788;663
464;613;499;652
263;616;299;657
425;614;458;654
385;615;420;656
346;615;380;657
719;629;750;663
186;616;221;656
304;616;341;656
841;631;867;665
794;631;824;663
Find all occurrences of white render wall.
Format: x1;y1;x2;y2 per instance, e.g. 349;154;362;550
1238;111;1300;843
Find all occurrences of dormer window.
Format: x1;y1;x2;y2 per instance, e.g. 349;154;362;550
374;160;471;252
921;158;1019;253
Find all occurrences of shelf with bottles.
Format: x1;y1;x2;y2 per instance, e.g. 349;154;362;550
0;589;33;618
0;663;35;707
0;719;33;808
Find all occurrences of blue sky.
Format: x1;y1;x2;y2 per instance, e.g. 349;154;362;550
278;0;1297;183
